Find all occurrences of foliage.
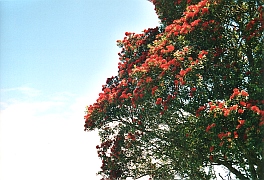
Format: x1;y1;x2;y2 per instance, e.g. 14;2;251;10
84;0;264;179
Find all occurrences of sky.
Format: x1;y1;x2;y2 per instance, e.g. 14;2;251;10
0;1;159;180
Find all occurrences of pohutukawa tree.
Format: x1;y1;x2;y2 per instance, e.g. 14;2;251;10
84;0;264;179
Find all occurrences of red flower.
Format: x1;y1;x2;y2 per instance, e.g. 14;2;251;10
198;50;208;59
223;109;230;117
218;102;224;108
218;132;226;140
230;104;238;111
198;0;208;7
146;77;152;83
127;132;136;141
125;32;130;36
219;141;224;147
241;90;249;97
238;109;244;114
206;125;211;132
185;12;195;19
191;19;201;27
251;106;260;114
206;123;216;132
120;93;129;99
186;67;192;73
156;98;163;105
152;86;158;95
198;106;206;111
240;101;246;107
201;8;209;14
104;88;111;93
166;45;175;52
174;80;179;85
210;146;214;152
232;89;240;97
211;123;216;128
210;105;216;111
246;103;252;109
238;119;245;125
233;88;239;93
259;121;264;126
191;87;197;92
179;69;187;76
234;131;239;139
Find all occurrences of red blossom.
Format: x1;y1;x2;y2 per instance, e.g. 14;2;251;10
201;7;209;14
198;0;208;7
166;45;175;52
246;103;252;109
179;69;187;76
238;119;245;125
219;141;224;147
241;90;249;97
223;109;230;117
127;133;136;141
218;102;224;108
210;146;214;152
230;104;238;111
210;105;216;111
206;123;216;132
152;86;158;95
146;76;152;83
206;125;211;132
198;106;206;111
240;101;247;107
198;50;208;59
190;19;201;27
186;67;192;73
230;88;240;99
251;106;260;114
156;98;163;105
238;109;244;114
218;132;226;140
191;87;197;92
236;120;245;129
234;131;239;139
120;93;129;99
233;88;239;93
211;123;216;128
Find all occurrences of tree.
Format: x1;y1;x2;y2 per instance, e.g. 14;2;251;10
84;0;264;179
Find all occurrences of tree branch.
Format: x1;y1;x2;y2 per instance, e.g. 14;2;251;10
216;160;249;180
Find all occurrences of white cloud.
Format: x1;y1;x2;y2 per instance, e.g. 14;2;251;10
0;88;102;180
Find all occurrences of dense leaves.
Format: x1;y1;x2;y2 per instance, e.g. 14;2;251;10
84;0;264;179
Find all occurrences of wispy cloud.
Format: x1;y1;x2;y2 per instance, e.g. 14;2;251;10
1;86;42;97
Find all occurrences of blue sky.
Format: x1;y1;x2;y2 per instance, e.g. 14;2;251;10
0;1;159;180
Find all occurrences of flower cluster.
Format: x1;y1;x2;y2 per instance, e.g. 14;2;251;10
201;88;264;160
84;0;264;179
